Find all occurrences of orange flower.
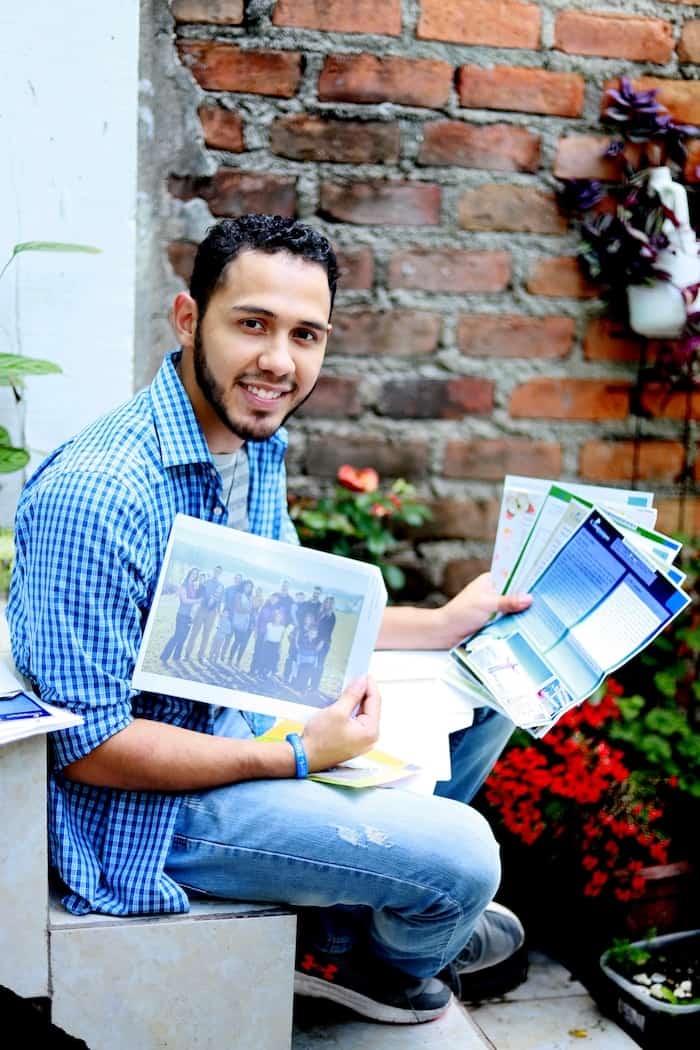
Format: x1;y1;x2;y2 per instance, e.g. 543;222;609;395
337;465;380;493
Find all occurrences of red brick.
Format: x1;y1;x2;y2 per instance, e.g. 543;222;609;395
583;318;646;363
318;54;452;109
298;376;361;418
171;0;243;23
419;121;540;173
509;379;630;420
639;384;700;421
418;1;540;49
458;66;584;118
554;134;628;181
417;499;500;541
443;439;562;480
580;440;685;483
330;311;440;356
270;116;399;164
305;437;430;479
197;105;244;152
168;171;296;218
378;377;493;419
686;141;700;184
177;42;301;98
167;241;197;284
320;181;441;226
388;250;511;294
458;185;565;234
334;247;374;291
442;558;492;599
679;22;700;63
655;498;700;537
604;77;700;129
526;257;598;299
272;0;401;35
457;315;574;359
555;11;674;64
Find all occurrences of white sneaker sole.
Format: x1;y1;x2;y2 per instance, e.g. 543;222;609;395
293;971;452;1024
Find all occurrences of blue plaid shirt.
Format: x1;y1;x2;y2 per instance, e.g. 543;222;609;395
8;350;296;915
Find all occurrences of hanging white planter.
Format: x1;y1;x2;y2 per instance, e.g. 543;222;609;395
627;166;700;340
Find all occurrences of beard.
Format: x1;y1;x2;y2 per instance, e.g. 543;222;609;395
192;327;318;443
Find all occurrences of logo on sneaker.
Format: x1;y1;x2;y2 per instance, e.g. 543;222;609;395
300;953;339;982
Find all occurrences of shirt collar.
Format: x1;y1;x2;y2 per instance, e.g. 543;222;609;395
150;348;288;468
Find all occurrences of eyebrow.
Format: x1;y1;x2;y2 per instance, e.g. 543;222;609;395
232;304;329;333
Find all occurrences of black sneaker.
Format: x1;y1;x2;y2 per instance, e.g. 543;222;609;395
441;901;529;1002
294;944;452;1024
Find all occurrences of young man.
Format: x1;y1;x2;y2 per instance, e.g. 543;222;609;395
8;215;531;1025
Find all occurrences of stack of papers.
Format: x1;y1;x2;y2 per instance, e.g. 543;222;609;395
446;476;690;737
0;659;83;747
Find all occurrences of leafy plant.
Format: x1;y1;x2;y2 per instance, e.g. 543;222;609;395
606;935;654;970
290;465;432;595
0;240;100;473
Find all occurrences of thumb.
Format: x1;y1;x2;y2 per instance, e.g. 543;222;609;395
334;675;368;714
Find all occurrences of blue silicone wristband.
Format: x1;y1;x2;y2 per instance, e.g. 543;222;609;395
285;732;309;779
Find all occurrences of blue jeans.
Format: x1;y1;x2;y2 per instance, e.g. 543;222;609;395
164;705;514;979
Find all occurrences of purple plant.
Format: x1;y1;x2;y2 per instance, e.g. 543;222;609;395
603;76;699;170
557;179;605;214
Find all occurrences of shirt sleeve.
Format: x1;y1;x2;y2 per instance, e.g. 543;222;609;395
278;463;300;546
10;469;152;768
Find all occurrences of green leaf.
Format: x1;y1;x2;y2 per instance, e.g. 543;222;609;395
616;694;645;720
12;241;101;257
381;564;406;592
0;353;62;386
640;733;673;763
0;445;30;473
0;426;10;445
654;668;683;699
644;707;687;736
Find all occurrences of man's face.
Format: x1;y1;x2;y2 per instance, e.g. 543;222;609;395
180;249;331;449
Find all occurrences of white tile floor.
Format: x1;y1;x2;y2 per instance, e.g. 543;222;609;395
292;951;641;1050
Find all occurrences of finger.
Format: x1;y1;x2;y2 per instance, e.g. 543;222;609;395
356;675;381;725
497;593;533;614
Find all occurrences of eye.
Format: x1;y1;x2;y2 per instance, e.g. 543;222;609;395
293;327;319;343
240;318;265;331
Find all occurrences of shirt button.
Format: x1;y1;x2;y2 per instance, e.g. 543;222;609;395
213;507;224;516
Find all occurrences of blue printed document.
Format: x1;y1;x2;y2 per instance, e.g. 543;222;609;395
447;481;690;737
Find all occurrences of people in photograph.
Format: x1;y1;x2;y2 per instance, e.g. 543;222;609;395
9;215;532;1027
223;573;244;623
275;579;294;625
209;607;234;664
283;590;306;683
250;592;282;676
186;565;224;662
292;614;323;693
259;607;286;680
160;568;201;663
229;579;254;666
311;596;336;692
298;585;322;627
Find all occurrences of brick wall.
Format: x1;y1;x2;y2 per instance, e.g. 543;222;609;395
159;0;700;599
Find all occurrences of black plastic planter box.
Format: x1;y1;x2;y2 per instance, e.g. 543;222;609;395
595;930;700;1050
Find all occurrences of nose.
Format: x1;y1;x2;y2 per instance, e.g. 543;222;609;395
257;331;296;377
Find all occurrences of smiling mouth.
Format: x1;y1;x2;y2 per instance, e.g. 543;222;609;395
240;382;292;402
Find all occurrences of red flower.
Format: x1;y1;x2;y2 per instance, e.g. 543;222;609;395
337;465;380;493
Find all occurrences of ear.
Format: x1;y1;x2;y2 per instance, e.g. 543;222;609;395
172;292;199;349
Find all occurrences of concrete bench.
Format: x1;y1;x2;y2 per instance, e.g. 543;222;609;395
0;733;297;1050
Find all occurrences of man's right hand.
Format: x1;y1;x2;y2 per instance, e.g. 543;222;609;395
301;675;381;773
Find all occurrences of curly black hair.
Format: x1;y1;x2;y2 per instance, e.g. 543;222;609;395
189;214;338;319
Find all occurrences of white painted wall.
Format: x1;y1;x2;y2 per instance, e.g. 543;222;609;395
0;1;140;523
